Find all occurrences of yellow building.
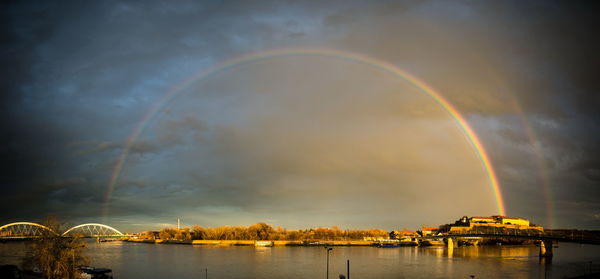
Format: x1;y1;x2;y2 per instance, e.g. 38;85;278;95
421;226;439;236
447;216;543;233
471;216;496;224
496;216;530;226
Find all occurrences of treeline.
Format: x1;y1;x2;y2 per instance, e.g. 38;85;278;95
140;223;389;241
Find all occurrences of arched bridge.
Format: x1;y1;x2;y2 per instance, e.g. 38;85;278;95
62;223;124;237
0;222;58;238
0;222;125;239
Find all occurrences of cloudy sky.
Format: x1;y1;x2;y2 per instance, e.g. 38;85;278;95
1;0;598;232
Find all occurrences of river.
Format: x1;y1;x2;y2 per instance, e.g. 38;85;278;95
2;241;600;278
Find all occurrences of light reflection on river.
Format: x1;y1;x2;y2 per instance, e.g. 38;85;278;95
2;241;600;278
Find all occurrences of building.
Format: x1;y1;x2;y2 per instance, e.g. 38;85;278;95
390;230;419;239
390;230;420;246
471;216;496;224
421;226;439;236
446;215;543;234
496;216;530;226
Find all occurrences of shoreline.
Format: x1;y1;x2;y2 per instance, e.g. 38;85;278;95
123;238;537;247
125;239;398;246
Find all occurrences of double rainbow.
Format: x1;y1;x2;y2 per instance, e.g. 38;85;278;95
104;48;506;216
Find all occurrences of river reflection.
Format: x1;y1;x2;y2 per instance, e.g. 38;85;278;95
1;241;599;278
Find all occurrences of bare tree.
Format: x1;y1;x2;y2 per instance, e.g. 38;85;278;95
21;216;88;279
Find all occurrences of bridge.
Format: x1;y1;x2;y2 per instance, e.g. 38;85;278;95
0;222;126;239
420;233;600;245
418;232;600;257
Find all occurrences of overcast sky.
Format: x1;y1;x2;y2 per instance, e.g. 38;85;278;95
1;0;599;232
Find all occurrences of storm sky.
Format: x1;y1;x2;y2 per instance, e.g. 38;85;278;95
1;0;599;232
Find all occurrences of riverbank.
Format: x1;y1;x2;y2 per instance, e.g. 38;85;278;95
124;238;532;247
125;238;381;246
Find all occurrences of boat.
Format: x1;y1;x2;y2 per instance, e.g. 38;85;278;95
97;237;120;242
79;266;113;279
376;242;398;248
255;241;273;247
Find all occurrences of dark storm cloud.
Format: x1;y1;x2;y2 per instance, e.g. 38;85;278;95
0;0;329;225
319;0;600;119
1;0;598;230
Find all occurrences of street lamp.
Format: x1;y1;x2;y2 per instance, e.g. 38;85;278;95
325;246;333;279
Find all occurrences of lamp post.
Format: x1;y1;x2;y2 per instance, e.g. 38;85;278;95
325;247;333;279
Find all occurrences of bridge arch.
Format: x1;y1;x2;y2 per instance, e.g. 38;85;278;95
62;223;124;237
0;222;58;238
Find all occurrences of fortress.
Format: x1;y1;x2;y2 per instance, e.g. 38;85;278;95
446;215;544;234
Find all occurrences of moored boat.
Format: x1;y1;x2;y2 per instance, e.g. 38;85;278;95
255;241;273;247
79;266;113;279
376;242;398;248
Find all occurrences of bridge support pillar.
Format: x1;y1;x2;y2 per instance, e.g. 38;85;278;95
539;240;553;258
447;238;455;249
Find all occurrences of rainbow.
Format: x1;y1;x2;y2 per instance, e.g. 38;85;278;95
509;99;554;228
103;48;506;216
452;50;552;227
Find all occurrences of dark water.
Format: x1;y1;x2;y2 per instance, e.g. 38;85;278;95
2;241;600;278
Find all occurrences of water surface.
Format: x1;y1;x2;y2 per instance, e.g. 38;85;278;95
2;241;600;278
